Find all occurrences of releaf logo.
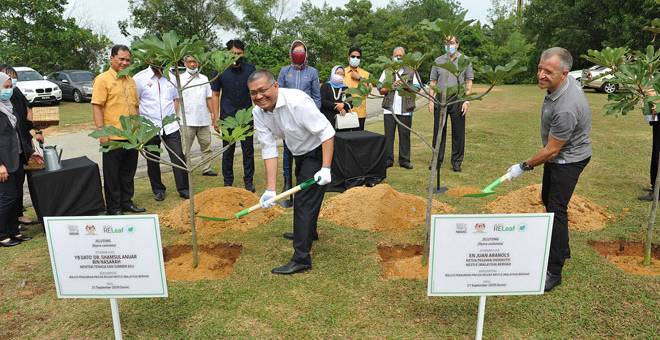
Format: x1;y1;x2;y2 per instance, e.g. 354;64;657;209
494;223;515;232
103;225;124;234
473;223;486;233
455;223;467;234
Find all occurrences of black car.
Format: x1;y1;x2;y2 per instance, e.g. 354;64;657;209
47;70;94;103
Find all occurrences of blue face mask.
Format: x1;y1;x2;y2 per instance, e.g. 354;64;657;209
11;78;17;86
0;88;12;101
445;44;457;55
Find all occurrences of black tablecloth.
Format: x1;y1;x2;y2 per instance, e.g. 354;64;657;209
27;156;105;220
327;130;387;192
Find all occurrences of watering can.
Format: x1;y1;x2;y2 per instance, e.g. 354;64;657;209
43;145;63;171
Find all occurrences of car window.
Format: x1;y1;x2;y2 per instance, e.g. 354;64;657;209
17;70;44;81
56;73;68;81
69;72;93;82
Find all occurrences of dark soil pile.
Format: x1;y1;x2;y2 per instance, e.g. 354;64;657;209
377;244;427;279
590;240;660;276
485;184;612;232
161;187;284;237
164;243;242;281
320;184;455;231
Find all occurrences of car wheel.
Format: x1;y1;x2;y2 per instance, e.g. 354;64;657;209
602;83;617;94
73;90;82;103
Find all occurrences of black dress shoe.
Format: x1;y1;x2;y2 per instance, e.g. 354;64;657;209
400;163;413;169
107;210;124;215
452;164;462;172
154;192;165;201
122;204;146;213
386;162;394;168
282;232;318;241
271;261;311;275
179;190;190;199
279;199;292;208
12;234;32;242
0;237;20;247
202;170;218;177
639;192;655;201
544;271;562;292
245;183;256;193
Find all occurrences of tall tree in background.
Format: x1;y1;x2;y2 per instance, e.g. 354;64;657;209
0;0;111;73
118;0;237;48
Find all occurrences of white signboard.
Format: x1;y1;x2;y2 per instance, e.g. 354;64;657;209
427;214;553;296
44;215;168;299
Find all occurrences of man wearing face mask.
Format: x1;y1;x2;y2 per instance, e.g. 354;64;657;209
343;47;370;130
277;40;321;209
211;39;257;192
134;63;190;201
428;35;474;172
174;55;215;177
378;47;421;169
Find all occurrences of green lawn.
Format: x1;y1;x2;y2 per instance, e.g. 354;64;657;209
56;101;93;127
2;85;658;338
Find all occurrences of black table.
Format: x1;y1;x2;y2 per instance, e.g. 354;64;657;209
27;156;106;220
327;130;387;192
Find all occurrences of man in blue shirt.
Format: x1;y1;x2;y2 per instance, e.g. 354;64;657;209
211;39;257;192
277;40;321;208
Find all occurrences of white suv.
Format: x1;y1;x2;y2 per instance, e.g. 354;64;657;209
15;67;62;105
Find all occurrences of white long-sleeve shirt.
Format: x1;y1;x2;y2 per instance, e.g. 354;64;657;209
253;88;335;159
174;72;212;127
134;67;180;134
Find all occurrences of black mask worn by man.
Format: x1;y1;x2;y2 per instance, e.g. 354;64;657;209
232;57;244;68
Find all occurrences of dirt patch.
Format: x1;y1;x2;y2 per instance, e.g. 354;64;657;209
377;244;427;279
164;243;242;281
43;122;95;136
320;184;455;231
485;184;613;232
161;187;284;237
589;240;660;276
446;186;483;198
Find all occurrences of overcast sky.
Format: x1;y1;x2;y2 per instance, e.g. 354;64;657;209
65;0;491;45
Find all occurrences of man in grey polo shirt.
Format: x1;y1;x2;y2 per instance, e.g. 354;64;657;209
428;35;474;172
506;47;592;292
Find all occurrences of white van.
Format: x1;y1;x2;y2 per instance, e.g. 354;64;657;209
14;66;62;105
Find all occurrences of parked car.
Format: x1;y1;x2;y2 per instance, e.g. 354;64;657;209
14;67;62;105
582;65;618;94
47;70;94;103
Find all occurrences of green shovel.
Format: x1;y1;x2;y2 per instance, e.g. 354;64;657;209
197;178;318;221
463;173;512;198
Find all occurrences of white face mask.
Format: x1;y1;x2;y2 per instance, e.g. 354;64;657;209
330;73;345;84
349;57;360;68
186;67;198;75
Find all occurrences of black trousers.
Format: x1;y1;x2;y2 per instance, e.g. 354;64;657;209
291;146;326;265
384;114;412;166
283;142;293;185
145;130;189;195
0;166;23;239
222;134;255;186
650;122;660;188
434;101;465;167
542;157;590;275
103;147;138;211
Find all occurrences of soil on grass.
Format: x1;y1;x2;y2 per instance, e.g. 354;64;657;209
320;184;455;231
589;240;660;276
447;186;483;198
161;187;284;237
164;243;242;281
485;184;613;232
377;244;427;279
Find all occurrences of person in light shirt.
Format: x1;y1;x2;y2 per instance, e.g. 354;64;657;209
175;55;215;177
134;65;190;201
249;69;334;275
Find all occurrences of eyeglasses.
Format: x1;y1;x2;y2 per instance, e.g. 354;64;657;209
249;82;275;97
350;55;361;59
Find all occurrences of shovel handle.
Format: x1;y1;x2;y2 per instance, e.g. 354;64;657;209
235;178;317;218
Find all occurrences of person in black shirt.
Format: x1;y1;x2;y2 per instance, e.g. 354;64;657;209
210;39;256;192
320;66;353;130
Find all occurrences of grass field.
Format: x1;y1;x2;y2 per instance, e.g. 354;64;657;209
1;85;658;338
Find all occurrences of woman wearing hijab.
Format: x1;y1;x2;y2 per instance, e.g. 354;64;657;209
0;72;41;247
320;66;353;130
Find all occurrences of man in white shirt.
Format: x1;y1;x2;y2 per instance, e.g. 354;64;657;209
134;66;190;201
378;46;421;169
176;56;215;176
249;69;335;275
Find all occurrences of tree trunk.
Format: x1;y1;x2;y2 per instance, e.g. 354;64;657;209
645;150;660;266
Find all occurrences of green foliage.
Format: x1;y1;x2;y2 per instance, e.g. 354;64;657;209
420;10;475;41
0;0;111;74
218;107;255;144
89;114;178;152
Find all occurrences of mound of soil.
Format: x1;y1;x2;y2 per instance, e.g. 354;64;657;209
485;184;612;232
161;187;284;237
377;244;427;279
446;186;483;198
320;184;455;231
164;243;242;281
589;240;660;276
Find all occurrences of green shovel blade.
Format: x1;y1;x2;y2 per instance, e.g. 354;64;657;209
463;176;506;198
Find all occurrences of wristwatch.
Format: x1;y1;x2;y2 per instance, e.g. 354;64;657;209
520;161;534;171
